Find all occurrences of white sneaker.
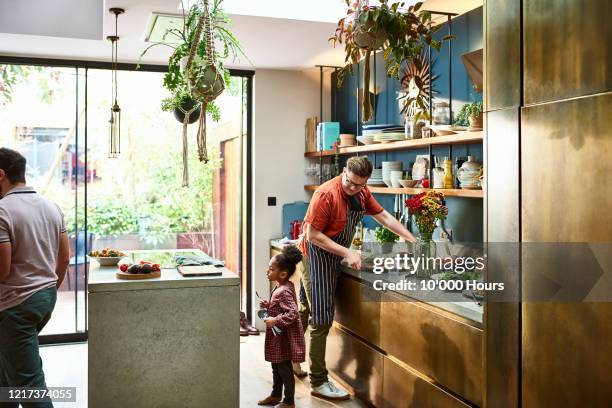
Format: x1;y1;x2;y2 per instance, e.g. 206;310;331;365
311;381;350;401
292;362;308;378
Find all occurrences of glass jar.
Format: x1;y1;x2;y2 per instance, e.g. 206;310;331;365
433;101;450;125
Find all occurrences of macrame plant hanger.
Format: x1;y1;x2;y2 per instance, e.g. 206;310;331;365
178;103;199;187
188;1;224;151
352;0;375;123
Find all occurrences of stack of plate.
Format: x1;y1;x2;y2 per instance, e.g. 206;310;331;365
356;135;377;145
374;132;405;143
382;161;403;187
362;124;396;134
362;124;405;143
390;170;404;188
367;168;385;186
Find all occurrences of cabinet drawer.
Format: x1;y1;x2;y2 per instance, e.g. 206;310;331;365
383;355;473;408
327;325;383;407
381;292;483;406
335;274;382;347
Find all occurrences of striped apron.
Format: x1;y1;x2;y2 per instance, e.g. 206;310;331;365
306;204;364;326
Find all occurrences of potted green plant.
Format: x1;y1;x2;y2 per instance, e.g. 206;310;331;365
454;101;483;129
139;0;248;123
331;1;451;123
374;226;399;253
139;0;248;186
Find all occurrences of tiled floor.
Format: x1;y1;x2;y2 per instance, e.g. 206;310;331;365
40;335;366;407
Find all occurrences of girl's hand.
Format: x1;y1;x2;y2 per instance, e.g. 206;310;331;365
264;317;278;328
259;299;270;308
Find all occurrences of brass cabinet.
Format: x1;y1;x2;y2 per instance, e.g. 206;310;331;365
381;293;483;407
521;93;612;242
327;325;384;407
382;356;473;408
485;108;520;243
523;0;612;105
333;274;484;407
485;0;521;111
334;274;382;348
520;92;612;406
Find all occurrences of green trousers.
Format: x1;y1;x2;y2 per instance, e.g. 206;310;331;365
299;257;332;388
0;286;56;408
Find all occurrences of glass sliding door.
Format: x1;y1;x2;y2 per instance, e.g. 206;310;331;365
0;64;87;338
86;68;252;309
1;59;252;341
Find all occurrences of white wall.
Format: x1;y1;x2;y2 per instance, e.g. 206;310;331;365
251;68;331;327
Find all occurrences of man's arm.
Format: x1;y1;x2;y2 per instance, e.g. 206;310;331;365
55;233;70;289
0;242;11;282
372;210;417;243
307;224;362;269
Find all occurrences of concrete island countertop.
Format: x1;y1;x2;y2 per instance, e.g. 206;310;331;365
88;249;239;293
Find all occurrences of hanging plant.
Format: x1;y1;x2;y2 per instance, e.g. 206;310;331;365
170;92;202;125
138;0;249;186
331;0;452;123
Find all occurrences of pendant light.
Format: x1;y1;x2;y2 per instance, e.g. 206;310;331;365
107;7;124;158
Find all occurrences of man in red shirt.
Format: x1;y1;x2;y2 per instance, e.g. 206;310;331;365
298;156;416;400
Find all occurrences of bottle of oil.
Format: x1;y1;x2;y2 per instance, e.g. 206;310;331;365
443;158;454;189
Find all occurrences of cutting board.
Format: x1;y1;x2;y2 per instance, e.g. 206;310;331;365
116;270;161;280
178;265;223;277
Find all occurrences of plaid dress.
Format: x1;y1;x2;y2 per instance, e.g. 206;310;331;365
264;281;306;363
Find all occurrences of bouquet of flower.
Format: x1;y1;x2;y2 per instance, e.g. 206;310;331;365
405;191;448;241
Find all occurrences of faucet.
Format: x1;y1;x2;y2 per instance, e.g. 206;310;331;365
439;219;453;244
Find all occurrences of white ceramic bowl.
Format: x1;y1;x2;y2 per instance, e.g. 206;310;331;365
90;256;123;266
398;179;419;188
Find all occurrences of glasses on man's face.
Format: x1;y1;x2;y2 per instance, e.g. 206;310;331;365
343;172;367;190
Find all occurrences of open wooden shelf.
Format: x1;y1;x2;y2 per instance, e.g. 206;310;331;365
304;184;483;198
304;131;483;158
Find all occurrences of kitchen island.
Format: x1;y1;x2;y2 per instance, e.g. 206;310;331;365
88;249;240;408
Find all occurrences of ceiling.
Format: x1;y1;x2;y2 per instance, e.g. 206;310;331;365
0;0;482;70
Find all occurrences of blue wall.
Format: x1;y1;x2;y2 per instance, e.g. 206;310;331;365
333;7;484;242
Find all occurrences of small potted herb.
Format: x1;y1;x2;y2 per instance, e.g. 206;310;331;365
454;101;483;129
375;226;399;253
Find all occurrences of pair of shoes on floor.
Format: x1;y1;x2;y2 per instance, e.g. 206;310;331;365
240;311;259;336
311;381;350;401
292;362;308;378
257;395;294;408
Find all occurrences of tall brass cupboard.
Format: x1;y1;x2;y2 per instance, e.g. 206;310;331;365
485;0;612;407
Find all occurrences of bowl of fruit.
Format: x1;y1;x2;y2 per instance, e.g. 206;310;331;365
117;261;162;280
88;248;127;266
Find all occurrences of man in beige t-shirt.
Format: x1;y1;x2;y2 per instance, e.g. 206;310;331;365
0;148;70;406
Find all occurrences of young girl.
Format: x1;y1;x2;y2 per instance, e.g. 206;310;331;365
258;245;306;408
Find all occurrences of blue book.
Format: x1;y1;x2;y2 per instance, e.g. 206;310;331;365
320;122;340;150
